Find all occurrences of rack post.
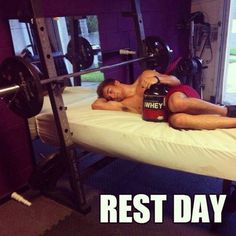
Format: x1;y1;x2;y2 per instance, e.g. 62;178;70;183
29;0;90;213
131;0;146;70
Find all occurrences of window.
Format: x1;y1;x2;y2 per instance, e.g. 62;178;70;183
220;0;236;104
8;16;104;87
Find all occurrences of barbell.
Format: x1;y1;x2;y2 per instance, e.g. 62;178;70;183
0;36;172;118
22;36;95;72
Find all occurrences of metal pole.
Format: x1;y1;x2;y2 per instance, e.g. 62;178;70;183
131;0;146;69
0;54;152;96
41;54;152;85
0;85;20;97
68;16;82;86
29;0;89;213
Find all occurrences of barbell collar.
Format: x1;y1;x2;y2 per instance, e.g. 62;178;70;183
0;85;20;97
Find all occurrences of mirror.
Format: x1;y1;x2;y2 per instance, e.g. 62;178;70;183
8;16;104;86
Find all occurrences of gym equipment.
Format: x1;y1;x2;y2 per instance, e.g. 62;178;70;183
143;82;168;122
65;36;94;70
0;57;44;118
0;36;172;118
175;57;202;77
145;36;172;73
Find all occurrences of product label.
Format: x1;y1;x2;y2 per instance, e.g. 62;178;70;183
143;96;166;122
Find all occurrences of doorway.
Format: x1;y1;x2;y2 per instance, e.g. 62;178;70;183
221;0;236;104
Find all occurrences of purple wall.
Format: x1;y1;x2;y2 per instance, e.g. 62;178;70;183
40;0;191;80
0;103;33;197
0;20;13;63
42;0;191;80
2;0;191;81
0;0;191;197
0;8;33;197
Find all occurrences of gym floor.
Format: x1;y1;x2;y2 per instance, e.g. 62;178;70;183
1;142;236;236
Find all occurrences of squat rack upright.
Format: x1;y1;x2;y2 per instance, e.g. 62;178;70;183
21;0;147;212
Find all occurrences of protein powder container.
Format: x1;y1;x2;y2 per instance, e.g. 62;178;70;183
142;83;168;122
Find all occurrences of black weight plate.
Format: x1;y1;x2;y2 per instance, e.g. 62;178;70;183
0;56;44;118
176;57;202;77
66;36;94;70
145;36;172;73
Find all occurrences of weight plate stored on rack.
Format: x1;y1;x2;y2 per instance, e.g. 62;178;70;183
145;36;172;73
0;56;44;118
66;36;94;70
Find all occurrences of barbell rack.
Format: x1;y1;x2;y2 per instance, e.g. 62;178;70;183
0;0;171;214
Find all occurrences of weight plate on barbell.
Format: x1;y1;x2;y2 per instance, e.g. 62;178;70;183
145;36;172;73
65;36;94;70
0;56;44;118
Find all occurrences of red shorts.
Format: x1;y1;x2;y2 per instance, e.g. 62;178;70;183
166;85;200;102
165;85;200;117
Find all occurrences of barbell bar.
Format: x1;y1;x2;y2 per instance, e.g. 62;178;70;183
0;54;152;96
0;54;153;96
0;85;20;97
0;36;172;118
41;54;153;85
